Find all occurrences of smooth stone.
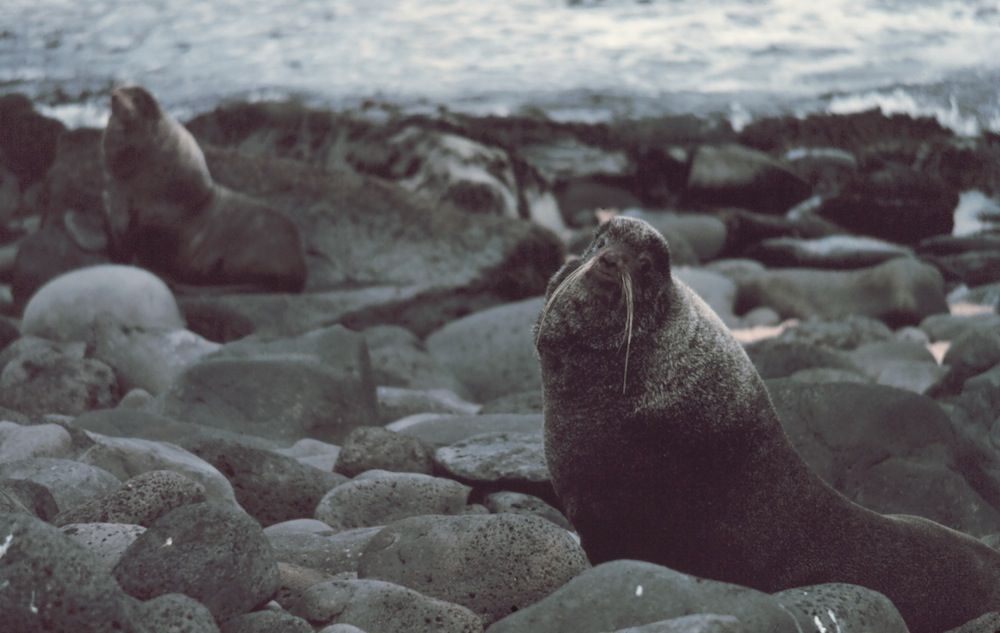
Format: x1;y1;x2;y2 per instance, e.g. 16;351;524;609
363;325;471;399
673;267;738;327
745;234;910;269
685;143;811;215
0;478;59;520
735;258;948;327
744;340;858;380
0;457;120;513
61;522;146;575
387;413;543;448
78;432;237;505
114;501;280;621
91;325;220;396
776;316;894;350
0;420;73;461
358;513;589;625
264;519;337;537
479;390;544;414
220;610;313;633
20;264;184;341
73;408;278;450
426;297;543;402
608;615;741;633
920;313;1000;342
376;386;480;424
484;560;796;633
268;527;382;576
159;355;378;444
314;470;470;531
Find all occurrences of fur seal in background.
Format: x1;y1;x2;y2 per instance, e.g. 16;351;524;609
535;216;1000;633
102;86;307;292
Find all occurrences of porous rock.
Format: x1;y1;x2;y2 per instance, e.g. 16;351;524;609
314;470;470;531
136;592;221;633
358;513;589;624
334;426;435;477
183;437;346;526
773;583;908;633
288;578;483;633
434;431;550;497
53;469;206;527
0;512;142;633
0;478;59;521
114;501;280;621
483;491;570;530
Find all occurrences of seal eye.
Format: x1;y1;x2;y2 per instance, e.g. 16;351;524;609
637;255;653;274
594;236;608;250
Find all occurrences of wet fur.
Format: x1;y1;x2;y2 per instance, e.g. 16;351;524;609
536;216;1000;633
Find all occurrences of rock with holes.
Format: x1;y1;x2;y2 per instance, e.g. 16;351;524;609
0;512;143;633
183;437;346;526
114;501;280;621
136;593;221;633
334;426;435;477
0;457;120;514
484;560;795;633
773;583;908;633
483;491;570;530
287;578;483;633
77;432;237;505
0;337;118;416
53;470;206;527
358;513;589;625
314;471;470;531
0;478;59;521
61;522;146;575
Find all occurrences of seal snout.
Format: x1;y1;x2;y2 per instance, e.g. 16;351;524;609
592;247;627;283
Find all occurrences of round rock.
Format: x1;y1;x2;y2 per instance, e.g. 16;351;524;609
334;426;435;477
53;470;206;527
114;501;280;621
0;457;120;514
314;471;470;531
358;513;589;624
61;522;146;575
434;431;550;496
774;583;908;633
21;264;184;341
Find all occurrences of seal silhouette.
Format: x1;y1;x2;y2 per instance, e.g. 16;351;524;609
535;216;1000;633
102;85;307;292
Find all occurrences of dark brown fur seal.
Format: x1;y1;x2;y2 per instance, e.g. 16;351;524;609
535;216;1000;633
102;86;307;292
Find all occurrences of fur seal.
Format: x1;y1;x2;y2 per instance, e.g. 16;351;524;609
102;86;307;292
534;216;1000;633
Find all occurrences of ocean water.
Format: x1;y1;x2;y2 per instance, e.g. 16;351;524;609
1;0;999;132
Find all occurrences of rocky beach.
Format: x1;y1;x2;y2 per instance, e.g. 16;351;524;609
2;0;1000;631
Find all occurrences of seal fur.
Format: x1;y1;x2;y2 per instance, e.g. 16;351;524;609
535;216;1000;633
102;86;307;292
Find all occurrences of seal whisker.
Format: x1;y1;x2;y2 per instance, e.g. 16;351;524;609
536;258;594;346
621;271;634;394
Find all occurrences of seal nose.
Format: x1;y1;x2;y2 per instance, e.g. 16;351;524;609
593;248;623;280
